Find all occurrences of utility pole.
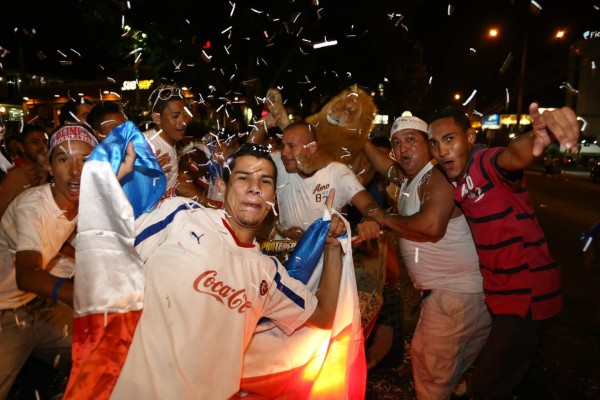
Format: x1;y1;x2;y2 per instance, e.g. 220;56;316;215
515;36;528;134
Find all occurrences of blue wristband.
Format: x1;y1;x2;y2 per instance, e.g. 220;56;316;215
52;278;67;303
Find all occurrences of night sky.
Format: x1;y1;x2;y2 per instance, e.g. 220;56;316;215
1;0;598;119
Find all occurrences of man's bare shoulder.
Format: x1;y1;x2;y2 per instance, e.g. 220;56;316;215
420;165;453;193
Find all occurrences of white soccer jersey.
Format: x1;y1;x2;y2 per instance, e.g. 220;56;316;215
112;198;317;399
272;152;365;238
144;128;178;196
0;184;77;308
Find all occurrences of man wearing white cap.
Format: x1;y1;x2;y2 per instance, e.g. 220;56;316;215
364;114;491;399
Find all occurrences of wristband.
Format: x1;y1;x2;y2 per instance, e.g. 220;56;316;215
52;278;67;303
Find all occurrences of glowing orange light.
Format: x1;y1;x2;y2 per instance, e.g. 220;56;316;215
310;333;351;396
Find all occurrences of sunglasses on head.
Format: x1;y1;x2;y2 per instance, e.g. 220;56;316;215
151;87;184;112
235;143;271;154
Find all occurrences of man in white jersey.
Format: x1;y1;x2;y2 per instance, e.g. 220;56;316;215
110;144;348;399
144;85;221;208
249;121;383;241
364;115;492;399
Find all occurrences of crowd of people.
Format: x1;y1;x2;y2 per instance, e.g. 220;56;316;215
0;82;580;399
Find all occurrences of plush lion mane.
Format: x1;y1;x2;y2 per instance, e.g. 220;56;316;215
258;85;377;182
301;85;377;178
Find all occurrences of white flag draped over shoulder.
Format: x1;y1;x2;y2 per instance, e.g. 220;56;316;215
63;121;166;400
238;216;367;399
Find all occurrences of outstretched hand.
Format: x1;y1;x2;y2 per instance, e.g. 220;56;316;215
325;189;346;246
529;103;580;157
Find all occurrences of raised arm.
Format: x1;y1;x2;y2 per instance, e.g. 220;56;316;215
497;103;580;171
247;112;280;145
363;139;394;177
378;168;455;242
306;189;345;329
0;164;40;217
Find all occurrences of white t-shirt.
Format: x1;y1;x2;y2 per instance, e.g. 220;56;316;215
0;151;14;173
144;128;178;197
272;152;365;238
398;162;483;293
112;198;317;399
0;184;77;308
180;141;224;203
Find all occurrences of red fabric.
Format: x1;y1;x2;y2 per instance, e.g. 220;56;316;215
12;157;29;168
63;310;142;400
235;324;367;399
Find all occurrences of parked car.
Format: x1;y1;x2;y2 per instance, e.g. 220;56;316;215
591;161;600;183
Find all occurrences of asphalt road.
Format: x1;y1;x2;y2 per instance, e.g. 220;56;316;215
524;170;600;399
367;169;600;400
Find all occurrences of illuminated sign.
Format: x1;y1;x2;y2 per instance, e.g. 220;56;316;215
121;79;154;91
375;114;389;124
482;114;500;129
500;114;531;126
583;31;600;39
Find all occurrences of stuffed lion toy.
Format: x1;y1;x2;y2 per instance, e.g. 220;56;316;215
260;85;377;182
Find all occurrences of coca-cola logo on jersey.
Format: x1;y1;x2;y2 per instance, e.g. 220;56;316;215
193;270;252;313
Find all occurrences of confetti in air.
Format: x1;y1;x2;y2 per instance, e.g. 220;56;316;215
313;38;338;49
530;0;542;11
266;201;278;216
577;116;588;131
462;90;477;106
560;82;579;96
500;52;513;75
201;50;212;63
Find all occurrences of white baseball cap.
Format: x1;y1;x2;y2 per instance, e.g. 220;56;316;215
389;114;428;139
